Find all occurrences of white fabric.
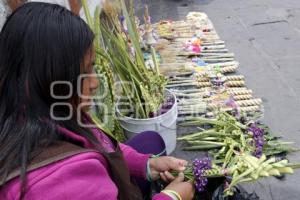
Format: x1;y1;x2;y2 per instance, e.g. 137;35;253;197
30;0;105;21
0;0;105;32
79;0;104;22
0;0;11;31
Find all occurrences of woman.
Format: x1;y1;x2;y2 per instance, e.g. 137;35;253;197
0;3;194;200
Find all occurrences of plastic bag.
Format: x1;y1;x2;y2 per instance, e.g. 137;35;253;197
211;184;259;200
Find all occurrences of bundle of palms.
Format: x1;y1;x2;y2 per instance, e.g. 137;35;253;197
98;0;168;119
178;112;298;158
82;0;124;140
175;112;300;196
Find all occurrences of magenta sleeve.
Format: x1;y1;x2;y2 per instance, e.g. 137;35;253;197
22;153;119;200
120;143;151;179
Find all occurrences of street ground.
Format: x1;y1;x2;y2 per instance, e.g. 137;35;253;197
136;0;300;199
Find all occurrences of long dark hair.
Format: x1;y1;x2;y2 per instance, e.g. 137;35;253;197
0;2;99;196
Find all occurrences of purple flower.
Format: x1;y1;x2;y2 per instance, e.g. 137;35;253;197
257;139;264;146
225;96;237;109
149;97;175;118
192;157;212;192
247;123;265;158
224;181;230;189
119;16;125;22
211;77;225;86
230;108;241;119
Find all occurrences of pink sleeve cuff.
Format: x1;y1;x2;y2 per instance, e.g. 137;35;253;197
120;144;151;179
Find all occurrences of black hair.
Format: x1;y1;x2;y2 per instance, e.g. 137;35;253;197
0;2;98;197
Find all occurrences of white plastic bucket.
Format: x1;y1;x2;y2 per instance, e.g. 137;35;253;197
116;90;178;155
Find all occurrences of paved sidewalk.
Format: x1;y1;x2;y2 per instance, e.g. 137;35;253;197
136;1;300;199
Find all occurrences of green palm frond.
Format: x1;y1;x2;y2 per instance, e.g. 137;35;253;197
82;1;117;134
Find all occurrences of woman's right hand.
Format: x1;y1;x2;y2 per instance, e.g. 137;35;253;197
163;172;195;200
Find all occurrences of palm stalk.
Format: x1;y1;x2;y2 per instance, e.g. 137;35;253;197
169;153;300;196
179;112;297;159
82;2;119;134
97;0;167;119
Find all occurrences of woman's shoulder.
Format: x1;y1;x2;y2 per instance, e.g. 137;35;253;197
1;151;118;200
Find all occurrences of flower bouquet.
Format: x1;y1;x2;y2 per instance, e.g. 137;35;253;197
175;112;300;197
171;154;300;198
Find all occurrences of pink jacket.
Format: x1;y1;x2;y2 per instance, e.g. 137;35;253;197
0;127;171;200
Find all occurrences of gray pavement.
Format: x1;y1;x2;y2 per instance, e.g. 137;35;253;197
136;0;300;199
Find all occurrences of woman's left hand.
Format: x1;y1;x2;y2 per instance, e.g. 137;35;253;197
148;156;188;182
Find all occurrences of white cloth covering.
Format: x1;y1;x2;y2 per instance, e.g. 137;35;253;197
0;0;11;31
0;0;105;31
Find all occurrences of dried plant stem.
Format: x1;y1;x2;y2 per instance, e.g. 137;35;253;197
236;99;262;107
233;94;253;101
226;80;245;87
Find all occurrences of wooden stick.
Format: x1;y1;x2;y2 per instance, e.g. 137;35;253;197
220;66;238;73
226;87;249;91
239;106;261;112
226;80;246;87
170;88;209;93
178;110;207;115
233;94;253;101
168;80;196;85
202;58;235;63
166;82;198;88
200;53;234;57
206;61;239;68
197;82;212;88
175;92;207;98
236;99;262;107
227;89;253;96
225;75;245;81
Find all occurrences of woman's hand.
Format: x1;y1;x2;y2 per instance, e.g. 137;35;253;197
149;157;194;199
164;173;195;200
148;156;187;181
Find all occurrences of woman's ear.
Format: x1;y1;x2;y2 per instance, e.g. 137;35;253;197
68;0;82;15
7;0;25;11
